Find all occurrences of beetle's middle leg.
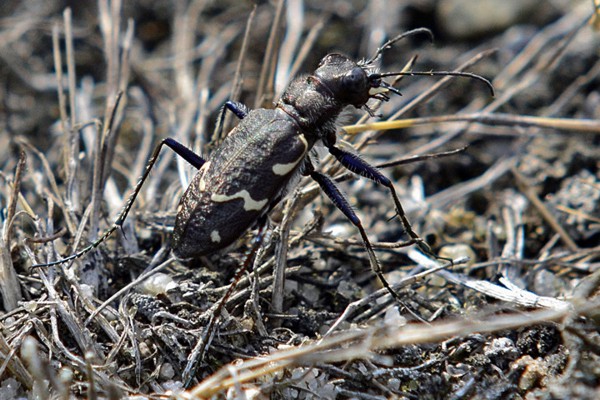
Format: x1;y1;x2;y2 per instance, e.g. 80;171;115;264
214;100;250;140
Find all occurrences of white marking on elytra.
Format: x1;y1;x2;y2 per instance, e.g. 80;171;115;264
211;190;268;211
198;161;211;192
272;134;308;176
210;230;221;243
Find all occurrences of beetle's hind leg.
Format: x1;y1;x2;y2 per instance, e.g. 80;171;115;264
34;138;206;268
162;138;206;169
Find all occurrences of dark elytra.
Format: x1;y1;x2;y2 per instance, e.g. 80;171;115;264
165;45;442;302
172;107;312;258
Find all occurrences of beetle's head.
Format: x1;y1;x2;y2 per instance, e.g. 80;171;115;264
313;53;396;109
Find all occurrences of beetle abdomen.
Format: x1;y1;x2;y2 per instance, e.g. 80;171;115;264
172;108;311;259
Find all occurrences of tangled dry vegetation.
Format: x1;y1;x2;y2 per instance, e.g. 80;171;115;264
1;0;600;399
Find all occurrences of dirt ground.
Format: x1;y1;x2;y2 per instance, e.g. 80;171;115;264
1;1;600;399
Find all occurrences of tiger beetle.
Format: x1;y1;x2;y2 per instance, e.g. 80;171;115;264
35;29;493;300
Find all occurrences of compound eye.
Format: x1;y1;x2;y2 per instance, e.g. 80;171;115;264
343;67;366;92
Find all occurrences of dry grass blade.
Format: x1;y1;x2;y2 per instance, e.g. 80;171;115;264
183;301;591;398
0;151;25;310
254;0;285;108
0;333;32;391
343;113;600;135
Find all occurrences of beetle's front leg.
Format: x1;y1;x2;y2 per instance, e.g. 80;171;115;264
326;144;435;257
307;165;400;299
